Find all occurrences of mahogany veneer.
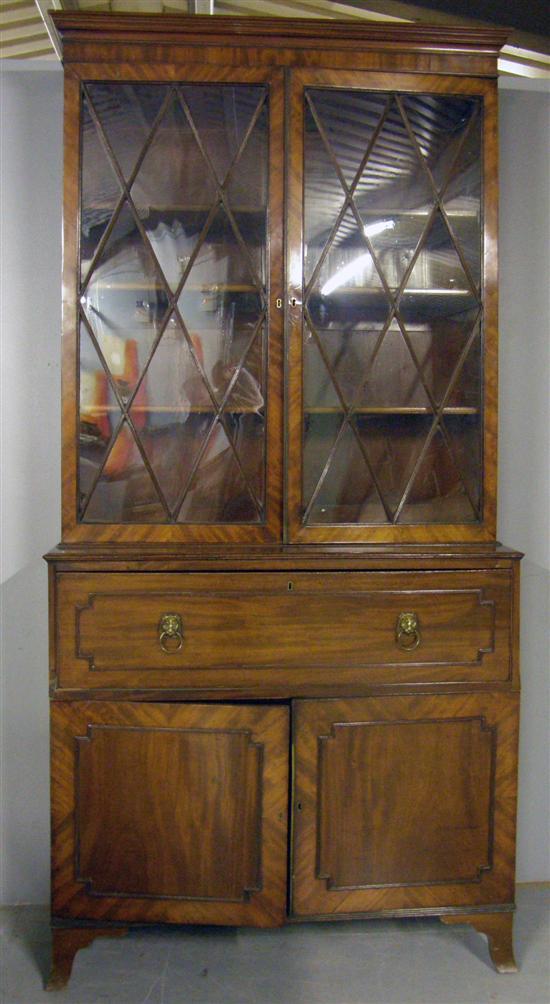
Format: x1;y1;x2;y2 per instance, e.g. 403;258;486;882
46;12;520;990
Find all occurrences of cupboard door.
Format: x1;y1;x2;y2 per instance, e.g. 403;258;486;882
52;702;288;926
287;70;497;544
292;694;518;916
66;67;283;543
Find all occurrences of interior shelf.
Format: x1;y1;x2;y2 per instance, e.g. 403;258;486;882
82;283;260;293
303;406;479;415
81;404;264;415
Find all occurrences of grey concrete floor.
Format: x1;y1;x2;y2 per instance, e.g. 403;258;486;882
1;886;548;1004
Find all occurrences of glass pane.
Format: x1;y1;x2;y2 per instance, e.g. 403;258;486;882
177;422;259;523
78;80;269;526
131;92;216;220
223;409;265;510
354;413;427;515
307;422;387;524
442;108;482;287
303;412;343;513
81;93;121;283
80;202;168;404
443;413;482;515
303;324;342;411
177;204;265;407
225;95;268;213
86;83;169;182
302;87;484;528
303;99;346;287
399;299;480;410
129;313;216;513
308;89;389;188
404;94;482;287
181;84;266;187
397;425;478;524
85;420;165;523
79;322;122;514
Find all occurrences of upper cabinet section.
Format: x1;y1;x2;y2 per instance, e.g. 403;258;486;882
55;14;503;544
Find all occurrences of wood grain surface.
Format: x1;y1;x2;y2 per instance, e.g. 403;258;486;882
55;568;516;694
51;702;289;926
292;693;519;916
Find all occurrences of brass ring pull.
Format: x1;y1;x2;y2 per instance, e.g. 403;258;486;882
396;611;420;651
158;613;183;654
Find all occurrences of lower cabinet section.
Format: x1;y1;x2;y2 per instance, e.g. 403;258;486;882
292;694;519;916
51;701;289;926
52;693;519;930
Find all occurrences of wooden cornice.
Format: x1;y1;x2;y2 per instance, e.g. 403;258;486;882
50;12;509;55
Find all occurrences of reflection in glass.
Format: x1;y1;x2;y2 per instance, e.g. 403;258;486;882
306;420;387;525
178;421;260;523
86;83;168;181
397;425;478;524
302;87;483;526
79;81;268;525
80;202;167;402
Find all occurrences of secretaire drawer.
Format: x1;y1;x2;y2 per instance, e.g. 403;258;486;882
54;570;515;693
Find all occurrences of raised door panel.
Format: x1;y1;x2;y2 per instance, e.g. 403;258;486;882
287;69;497;544
292;694;518;916
62;65;284;544
51;702;288;925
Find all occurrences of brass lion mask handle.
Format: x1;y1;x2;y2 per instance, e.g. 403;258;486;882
396;611;421;651
158;613;184;654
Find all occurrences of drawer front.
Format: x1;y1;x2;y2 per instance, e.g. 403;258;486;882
56;569;514;693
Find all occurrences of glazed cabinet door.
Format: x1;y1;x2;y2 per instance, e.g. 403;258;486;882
287;70;497;543
65;67;283;543
51;702;289;926
292;694;518;917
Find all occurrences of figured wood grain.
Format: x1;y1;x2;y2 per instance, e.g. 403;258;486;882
65;50;500;77
47;927;129;991
51;702;288;926
45;542;523;568
61;70;81;542
55;569;514;693
76;727;262;901
265;69;285;544
316;716;494;889
292;693;519;916
52;15;506;78
441;911;517;973
481;82;499;541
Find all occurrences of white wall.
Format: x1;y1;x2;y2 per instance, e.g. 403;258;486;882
1;64;63;904
0;66;548;905
498;78;550;885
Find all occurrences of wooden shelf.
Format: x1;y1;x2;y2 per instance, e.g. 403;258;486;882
358;209;479;219
85;283;259;293
304;406;479;415
81;404;263;415
315;287;471;297
84;203;267;215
